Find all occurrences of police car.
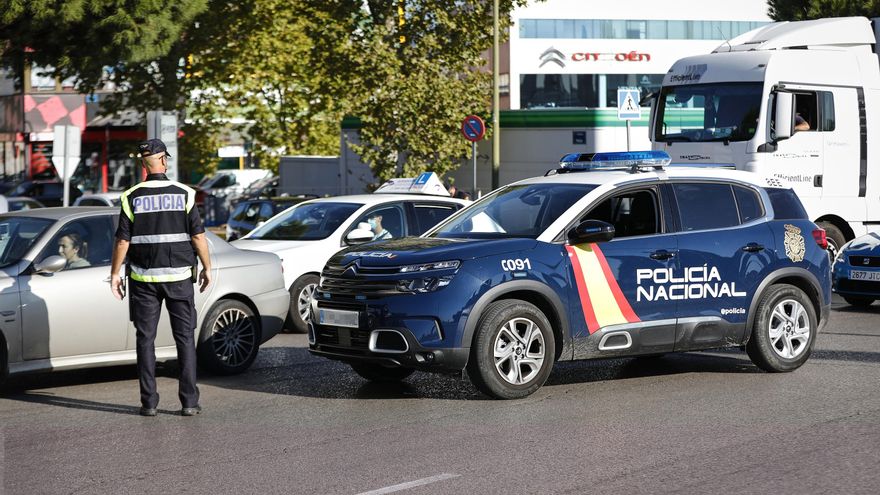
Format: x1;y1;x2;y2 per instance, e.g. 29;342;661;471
231;173;468;332
309;151;832;399
832;233;880;307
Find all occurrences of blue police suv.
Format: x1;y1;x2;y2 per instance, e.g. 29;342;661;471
309;152;832;399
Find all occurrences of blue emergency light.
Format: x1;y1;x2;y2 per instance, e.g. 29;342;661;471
552;150;671;175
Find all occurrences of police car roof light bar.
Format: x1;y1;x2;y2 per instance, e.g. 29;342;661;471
547;150;671;175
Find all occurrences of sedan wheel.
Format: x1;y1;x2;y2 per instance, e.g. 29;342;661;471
198;299;261;375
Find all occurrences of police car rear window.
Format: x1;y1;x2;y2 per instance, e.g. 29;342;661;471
432;184;596;239
764;188;808;220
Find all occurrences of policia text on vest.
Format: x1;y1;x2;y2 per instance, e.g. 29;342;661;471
110;139;212;418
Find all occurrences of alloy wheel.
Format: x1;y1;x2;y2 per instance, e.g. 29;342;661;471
211;307;257;367
768;298;810;360
493;317;546;385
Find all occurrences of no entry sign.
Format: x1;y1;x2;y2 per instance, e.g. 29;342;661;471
461;115;486;142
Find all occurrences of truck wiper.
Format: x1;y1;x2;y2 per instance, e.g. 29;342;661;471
663;136;692;143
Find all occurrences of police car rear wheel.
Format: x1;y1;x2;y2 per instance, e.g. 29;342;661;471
467;300;555;399
288;274;319;334
842;296;875;308
350;363;415;382
198;300;261;375
746;284;816;372
818;222;845;260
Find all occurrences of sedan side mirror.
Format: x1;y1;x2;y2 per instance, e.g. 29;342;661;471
568;220;615;244
345;228;374;245
33;255;67;274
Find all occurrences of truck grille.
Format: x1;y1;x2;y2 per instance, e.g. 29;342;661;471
320;262;401;296
848;256;880;267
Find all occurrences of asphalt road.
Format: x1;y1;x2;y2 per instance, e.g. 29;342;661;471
2;296;879;495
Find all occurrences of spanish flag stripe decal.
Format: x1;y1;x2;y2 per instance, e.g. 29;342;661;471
592;244;640;323
566;245;600;333
567;244;640;334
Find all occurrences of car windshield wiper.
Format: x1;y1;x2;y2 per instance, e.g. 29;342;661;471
662;136;692;142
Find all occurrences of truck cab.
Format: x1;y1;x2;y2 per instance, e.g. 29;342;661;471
650;16;880;256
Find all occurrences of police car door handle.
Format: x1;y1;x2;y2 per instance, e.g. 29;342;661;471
742;243;765;253
650;250;675;261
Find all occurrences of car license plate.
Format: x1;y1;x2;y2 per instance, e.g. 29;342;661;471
850;270;880;281
318;308;360;328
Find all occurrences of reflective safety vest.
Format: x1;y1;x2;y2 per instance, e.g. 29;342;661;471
120;176;198;283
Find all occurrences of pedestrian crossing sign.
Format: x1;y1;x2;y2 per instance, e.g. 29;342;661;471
617;87;641;120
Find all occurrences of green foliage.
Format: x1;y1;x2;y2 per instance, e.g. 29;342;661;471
303;0;527;183
0;0;207;88
768;0;880;20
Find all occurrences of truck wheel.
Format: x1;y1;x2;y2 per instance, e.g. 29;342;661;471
198;299;261;375
350;362;414;382
843;296;875;308
288;274;319;334
817;222;846;260
467;299;555;399
746;284;816;372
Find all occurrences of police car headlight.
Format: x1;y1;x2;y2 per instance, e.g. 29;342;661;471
397;275;455;293
398;260;460;273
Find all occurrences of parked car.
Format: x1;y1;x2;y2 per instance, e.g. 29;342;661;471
832;232;880;307
232;183;469;333
225;195;318;241
0;197;45;213
231;175;280;204
196;169;273;227
309;151;832;399
73;192;123;207
5;180;82;207
0;207;289;382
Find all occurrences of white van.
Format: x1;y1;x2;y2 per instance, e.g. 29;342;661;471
650;16;880;255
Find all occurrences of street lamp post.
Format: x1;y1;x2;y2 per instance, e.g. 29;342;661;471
492;0;500;190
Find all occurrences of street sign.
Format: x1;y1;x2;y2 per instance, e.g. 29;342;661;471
147;111;179;181
51;124;82;206
617;87;641;120
461;115;486;142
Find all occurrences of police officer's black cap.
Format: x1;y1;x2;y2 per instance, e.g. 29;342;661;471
138;138;172;158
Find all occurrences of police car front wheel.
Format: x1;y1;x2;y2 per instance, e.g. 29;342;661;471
746;284;817;372
467;300;555;400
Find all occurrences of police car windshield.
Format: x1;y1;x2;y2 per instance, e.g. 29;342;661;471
247;202;362;241
432;183;596;239
655;82;762;143
0;217;54;268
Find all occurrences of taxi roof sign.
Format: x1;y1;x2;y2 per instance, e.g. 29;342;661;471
374;172;450;196
550;150;671;175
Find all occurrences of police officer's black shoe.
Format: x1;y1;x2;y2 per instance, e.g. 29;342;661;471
181;405;202;417
139;407;158;417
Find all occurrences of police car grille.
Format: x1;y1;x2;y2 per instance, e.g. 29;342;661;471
321;263;400;295
848;256;880;267
314;327;371;350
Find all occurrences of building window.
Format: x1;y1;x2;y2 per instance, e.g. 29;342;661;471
520;74;600;108
499;73;510;96
518;19;769;40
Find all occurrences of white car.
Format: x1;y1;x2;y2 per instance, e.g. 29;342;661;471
232;193;468;332
73;192;123;207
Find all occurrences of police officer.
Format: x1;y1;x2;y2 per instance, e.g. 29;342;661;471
110;139;211;417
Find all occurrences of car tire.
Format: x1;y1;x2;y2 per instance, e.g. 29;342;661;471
817;222;846;260
350;362;415;382
467;299;555;399
198;299;261;375
288;274;319;334
746;284;817;373
843;296;875;308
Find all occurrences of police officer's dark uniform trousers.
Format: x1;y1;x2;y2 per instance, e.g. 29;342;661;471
116;173;203;410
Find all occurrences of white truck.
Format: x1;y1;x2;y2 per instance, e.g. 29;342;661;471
650;16;880;255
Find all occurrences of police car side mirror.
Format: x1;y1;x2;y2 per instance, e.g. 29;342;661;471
33;255;67;274
346;228;374;245
567;220;615;244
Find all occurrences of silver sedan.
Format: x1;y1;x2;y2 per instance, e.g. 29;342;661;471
0;207;289;381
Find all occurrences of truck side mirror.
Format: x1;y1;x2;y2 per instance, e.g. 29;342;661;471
774;92;794;141
567;220;615;244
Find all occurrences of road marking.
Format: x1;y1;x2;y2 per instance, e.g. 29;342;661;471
356;473;461;495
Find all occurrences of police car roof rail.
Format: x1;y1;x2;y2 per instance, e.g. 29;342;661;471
545;150;671;176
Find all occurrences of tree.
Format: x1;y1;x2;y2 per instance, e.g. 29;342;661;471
0;0;207;88
768;0;880;20
302;1;527;182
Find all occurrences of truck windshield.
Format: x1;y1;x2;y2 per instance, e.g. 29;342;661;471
246;202;362;241
655;82;763;143
431;183;595;239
